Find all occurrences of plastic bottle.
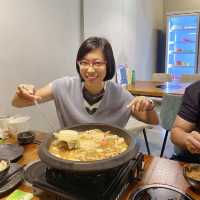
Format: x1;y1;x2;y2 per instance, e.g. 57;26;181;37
117;64;128;85
131;69;136;83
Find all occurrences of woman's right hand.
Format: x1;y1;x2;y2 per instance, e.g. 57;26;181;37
16;84;41;102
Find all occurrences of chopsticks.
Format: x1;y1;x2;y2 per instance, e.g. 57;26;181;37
19;85;57;132
34;100;57;133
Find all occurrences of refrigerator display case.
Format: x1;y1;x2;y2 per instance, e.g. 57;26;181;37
165;13;200;80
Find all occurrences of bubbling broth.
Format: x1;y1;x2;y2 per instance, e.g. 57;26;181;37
49;129;128;161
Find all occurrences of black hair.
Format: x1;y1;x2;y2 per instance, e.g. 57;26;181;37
76;37;115;81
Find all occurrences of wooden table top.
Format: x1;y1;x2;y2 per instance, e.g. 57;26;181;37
121;156;200;200
1;132;200;200
127;80;191;97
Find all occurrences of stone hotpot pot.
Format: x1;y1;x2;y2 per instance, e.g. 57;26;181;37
38;123;139;174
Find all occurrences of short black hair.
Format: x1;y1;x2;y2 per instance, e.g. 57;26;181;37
76;37;115;81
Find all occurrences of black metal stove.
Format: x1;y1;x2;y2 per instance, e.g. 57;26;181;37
25;153;144;200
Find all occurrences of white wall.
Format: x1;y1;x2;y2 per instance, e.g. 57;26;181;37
164;0;200;13
134;0;164;80
84;0;164;80
84;0;132;63
0;0;81;131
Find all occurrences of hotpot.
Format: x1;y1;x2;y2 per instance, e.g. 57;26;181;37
38;123;139;174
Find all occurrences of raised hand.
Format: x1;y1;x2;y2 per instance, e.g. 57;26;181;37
127;96;155;112
16;84;41;102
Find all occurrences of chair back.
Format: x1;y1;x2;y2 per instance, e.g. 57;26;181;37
160;94;183;130
180;74;200;83
152;73;172;82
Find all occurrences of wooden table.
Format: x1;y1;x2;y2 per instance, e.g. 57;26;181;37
127;81;190;97
121;156;200;200
1;132;200;200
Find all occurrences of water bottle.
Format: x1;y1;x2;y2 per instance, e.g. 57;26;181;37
117;64;128;85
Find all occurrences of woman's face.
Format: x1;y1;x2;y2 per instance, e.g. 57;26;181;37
79;48;107;85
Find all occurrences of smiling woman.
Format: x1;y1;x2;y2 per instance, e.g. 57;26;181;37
12;36;158;129
78;48;107;85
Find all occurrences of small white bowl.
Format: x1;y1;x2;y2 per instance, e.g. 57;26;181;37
8;115;31;135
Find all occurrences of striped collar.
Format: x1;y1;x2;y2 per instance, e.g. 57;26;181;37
82;83;107;114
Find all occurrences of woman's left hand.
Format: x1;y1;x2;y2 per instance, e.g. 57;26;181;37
127;96;155;112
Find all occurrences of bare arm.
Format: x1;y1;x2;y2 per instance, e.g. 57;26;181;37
171;116;200;154
12;83;54;107
128;96;159;125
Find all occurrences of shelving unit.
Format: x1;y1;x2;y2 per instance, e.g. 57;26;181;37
165;14;200;79
169;41;195;44
169;51;196;54
170;28;196;32
167;65;194;68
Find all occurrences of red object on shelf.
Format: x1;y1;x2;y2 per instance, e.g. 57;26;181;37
176;48;182;52
176;61;182;65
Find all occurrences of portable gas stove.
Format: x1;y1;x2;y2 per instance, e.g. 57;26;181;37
24;153;144;200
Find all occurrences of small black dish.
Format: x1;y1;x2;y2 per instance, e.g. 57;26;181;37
0;159;10;179
183;163;200;191
0;144;24;162
17;131;35;145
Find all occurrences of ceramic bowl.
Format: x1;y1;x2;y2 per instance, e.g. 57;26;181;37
183;163;200;190
8;115;30;135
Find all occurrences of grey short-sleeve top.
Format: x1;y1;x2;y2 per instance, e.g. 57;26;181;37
51;76;134;128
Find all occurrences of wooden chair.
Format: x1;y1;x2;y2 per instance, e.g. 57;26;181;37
152;73;172;82
159;94;183;157
180;74;200;83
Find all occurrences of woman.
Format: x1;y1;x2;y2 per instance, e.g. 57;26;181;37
12;37;158;128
